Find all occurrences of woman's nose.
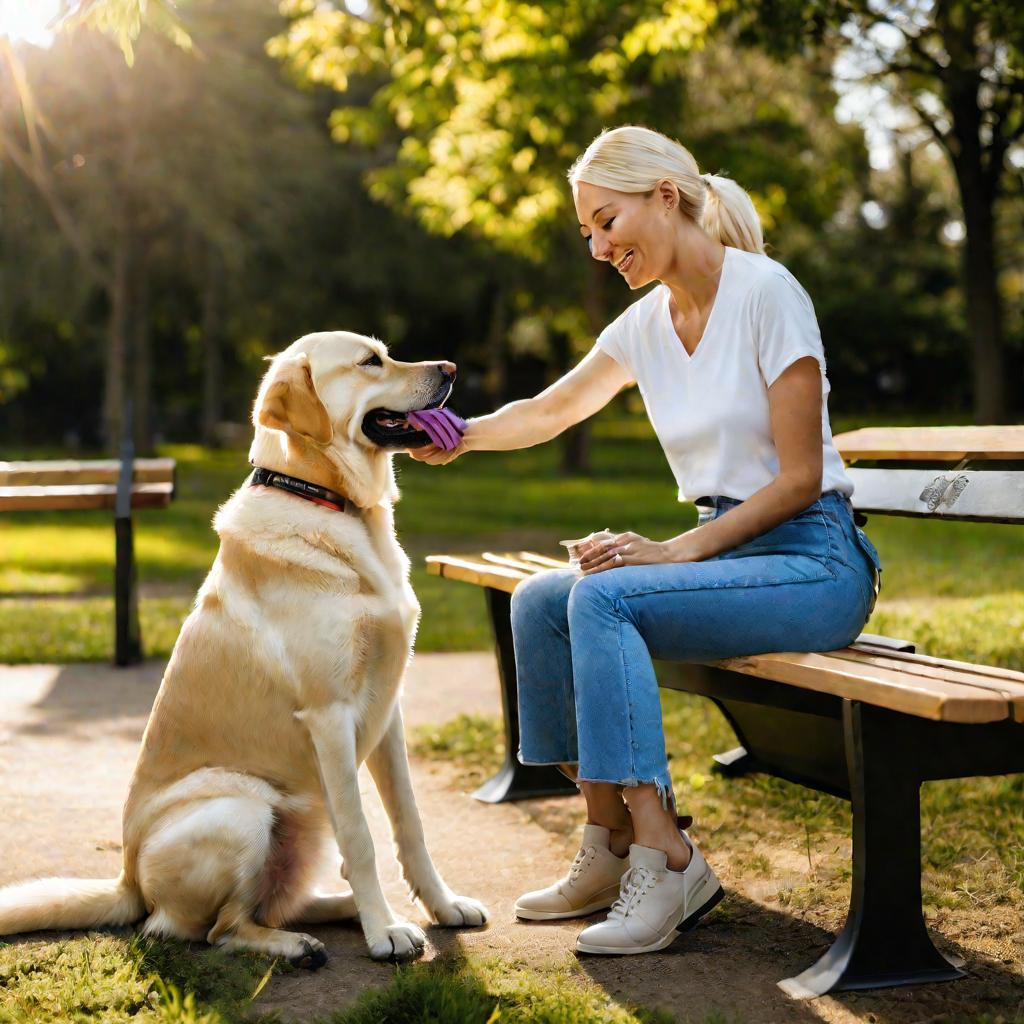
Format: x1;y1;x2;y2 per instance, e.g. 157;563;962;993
590;236;612;261
437;361;457;379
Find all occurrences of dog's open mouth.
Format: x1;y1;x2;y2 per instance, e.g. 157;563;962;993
361;381;453;449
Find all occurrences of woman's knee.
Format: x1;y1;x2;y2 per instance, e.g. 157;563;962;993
566;572;620;627
510;568;577;632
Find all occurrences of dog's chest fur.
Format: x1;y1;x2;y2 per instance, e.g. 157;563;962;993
210;487;419;734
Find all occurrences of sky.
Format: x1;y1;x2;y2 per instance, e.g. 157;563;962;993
0;0;61;47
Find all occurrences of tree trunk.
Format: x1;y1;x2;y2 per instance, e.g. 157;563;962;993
482;280;507;406
940;4;1007;423
201;246;224;447
103;213;131;451
132;242;153;453
559;259;610;475
955;165;1005;423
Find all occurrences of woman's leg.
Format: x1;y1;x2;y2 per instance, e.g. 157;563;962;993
509;568;580;768
566;542;870;866
510;568;637;857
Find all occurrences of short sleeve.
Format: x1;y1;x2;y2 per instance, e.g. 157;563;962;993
593;303;634;373
753;271;828;391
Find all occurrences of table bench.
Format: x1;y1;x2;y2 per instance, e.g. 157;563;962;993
0;446;176;666
425;425;1024;998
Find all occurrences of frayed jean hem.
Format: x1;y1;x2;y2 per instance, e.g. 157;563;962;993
575;773;674;812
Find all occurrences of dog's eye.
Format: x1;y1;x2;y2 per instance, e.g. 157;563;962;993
360;353;383;368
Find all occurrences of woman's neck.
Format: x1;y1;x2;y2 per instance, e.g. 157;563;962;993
661;231;726;319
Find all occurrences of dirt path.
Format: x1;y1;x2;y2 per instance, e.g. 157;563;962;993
0;657;1018;1023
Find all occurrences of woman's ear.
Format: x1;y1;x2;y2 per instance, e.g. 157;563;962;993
657;179;678;213
256;354;334;444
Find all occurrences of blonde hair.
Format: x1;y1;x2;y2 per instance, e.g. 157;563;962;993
568;125;765;255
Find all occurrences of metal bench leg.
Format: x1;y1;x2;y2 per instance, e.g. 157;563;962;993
114;514;143;667
472;588;579;804
114;415;143;667
779;700;964;998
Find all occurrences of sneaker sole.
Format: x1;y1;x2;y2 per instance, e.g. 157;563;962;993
514;896;618;921
574;883;725;955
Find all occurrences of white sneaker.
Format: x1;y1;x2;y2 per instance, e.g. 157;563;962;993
515;824;628;921
574;833;724;955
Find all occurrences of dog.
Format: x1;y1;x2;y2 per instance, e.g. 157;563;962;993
0;331;488;966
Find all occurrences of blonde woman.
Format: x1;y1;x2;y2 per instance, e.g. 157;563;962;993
409;125;881;956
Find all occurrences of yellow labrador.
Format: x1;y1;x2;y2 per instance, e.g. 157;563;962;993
0;331;488;966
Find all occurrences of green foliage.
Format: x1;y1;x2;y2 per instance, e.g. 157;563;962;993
58;0;193;65
274;0;836;261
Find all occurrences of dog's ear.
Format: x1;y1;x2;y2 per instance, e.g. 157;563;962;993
257;354;333;444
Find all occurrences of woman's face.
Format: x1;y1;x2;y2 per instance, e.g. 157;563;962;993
574;181;669;290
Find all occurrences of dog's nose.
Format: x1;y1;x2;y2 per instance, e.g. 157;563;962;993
437;361;457;380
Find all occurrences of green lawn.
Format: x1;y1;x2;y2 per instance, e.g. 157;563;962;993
2;415;1022;666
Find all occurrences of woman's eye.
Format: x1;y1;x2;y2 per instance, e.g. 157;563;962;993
603;218;615;230
361;353;383;367
586;236;593;253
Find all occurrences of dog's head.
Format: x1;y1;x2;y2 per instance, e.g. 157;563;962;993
249;331;456;508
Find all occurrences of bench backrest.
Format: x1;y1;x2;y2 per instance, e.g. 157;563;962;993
833;427;1024;525
0;458;176;487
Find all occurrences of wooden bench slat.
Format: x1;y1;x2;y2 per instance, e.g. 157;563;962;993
714;651;1009;724
835;426;1024;462
0;458;176;487
425;555;528;593
481;552;552;574
833;648;1024;722
517;551;571;569
0;482;174;512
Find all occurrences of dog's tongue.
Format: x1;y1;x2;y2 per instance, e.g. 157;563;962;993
406;408;467;451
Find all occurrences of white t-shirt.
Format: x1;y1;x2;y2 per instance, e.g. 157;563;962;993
595;246;852;503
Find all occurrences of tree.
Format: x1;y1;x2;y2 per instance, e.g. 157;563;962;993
272;0;864;469
740;0;1024;421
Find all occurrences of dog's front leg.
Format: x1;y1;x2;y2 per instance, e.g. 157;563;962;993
299;702;426;962
366;704;489;928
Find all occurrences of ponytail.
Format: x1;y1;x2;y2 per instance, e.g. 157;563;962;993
698;173;764;254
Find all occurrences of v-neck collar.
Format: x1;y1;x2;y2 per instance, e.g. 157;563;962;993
662;247;730;364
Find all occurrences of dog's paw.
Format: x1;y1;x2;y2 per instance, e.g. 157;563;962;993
431;894;489;928
367;921;427;963
289;935;328;971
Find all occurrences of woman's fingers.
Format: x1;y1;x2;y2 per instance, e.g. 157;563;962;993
581;540;627;573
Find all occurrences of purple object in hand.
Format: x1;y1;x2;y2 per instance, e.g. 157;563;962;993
407;408;467;451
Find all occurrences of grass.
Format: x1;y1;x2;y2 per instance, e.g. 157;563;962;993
0;933;281;1023
319;954;679;1024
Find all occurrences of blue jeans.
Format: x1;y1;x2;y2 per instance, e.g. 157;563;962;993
510;492;882;807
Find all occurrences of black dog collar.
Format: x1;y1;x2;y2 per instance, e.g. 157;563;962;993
250;466;349;513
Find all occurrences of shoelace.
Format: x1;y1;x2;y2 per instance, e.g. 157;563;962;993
567;846;596;885
607;865;657;920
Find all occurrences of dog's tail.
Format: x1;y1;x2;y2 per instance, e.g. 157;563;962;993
0;873;144;935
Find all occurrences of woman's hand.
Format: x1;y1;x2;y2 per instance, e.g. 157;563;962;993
405;440;468;465
578;530;704;574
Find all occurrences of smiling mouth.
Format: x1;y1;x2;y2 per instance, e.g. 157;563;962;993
361;379;454;448
615;250;635;274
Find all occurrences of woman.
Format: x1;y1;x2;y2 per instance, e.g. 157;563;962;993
409;125;881;956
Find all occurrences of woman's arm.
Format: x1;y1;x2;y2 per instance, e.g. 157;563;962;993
669;355;824;559
579;356;824;572
408;348;633;464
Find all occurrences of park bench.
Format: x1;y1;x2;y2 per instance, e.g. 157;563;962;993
425;425;1024;998
0;438;176;666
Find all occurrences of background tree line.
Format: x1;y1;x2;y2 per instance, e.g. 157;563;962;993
1;0;1021;468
